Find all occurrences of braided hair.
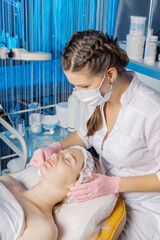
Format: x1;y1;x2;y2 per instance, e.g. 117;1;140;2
61;29;129;137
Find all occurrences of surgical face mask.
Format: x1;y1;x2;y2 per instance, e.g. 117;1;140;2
74;74;112;106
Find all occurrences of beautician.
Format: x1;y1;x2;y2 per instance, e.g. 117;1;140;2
30;29;160;239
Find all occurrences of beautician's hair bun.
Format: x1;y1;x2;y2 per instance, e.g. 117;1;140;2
103;32;129;68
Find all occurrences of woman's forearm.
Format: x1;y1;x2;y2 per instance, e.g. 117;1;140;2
60;131;86;149
119;174;160;193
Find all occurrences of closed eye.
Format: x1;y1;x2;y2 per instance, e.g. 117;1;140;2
63;152;76;166
65;158;71;165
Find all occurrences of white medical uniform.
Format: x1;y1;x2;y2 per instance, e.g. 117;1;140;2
77;71;160;240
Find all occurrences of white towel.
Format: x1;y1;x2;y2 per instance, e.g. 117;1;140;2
11;165;41;189
0;182;25;240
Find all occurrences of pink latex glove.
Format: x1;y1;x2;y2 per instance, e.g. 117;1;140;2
30;141;62;168
67;172;121;202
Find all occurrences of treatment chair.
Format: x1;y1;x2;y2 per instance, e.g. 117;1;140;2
95;197;126;240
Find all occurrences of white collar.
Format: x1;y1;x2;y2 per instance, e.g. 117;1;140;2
120;71;140;106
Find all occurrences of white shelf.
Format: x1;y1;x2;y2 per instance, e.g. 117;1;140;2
118;41;160;80
127;59;160;80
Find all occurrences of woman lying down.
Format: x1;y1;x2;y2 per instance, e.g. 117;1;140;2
0;146;104;240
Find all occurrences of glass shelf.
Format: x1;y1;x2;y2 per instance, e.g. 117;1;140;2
28;125;71;154
1;125;71;165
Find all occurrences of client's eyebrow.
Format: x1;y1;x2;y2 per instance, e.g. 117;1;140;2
70;153;76;162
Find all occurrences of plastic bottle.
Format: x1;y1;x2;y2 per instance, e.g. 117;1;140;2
144;35;158;64
144;29;153;61
75;101;86;131
126;34;145;60
56;102;68;128
67;91;80;132
129;16;146;36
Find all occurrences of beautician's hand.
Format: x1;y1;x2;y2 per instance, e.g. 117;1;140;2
30;141;62;168
67;173;121;202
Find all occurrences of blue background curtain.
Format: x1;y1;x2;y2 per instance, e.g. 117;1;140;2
0;0;118;162
0;0;119;115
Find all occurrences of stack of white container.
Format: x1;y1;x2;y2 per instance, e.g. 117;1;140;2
67;91;86;132
56;102;69;129
126;16;146;60
126;16;158;64
56;91;86;132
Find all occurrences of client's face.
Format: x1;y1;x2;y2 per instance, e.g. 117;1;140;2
40;148;84;189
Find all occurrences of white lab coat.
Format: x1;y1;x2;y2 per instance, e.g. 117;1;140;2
77;71;160;239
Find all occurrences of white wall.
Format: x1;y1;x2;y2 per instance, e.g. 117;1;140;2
135;72;160;93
